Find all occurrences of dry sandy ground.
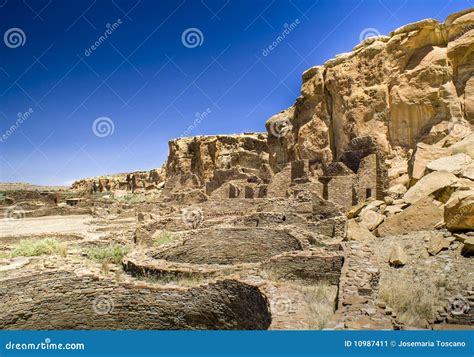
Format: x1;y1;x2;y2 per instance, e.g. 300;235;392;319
0;215;95;238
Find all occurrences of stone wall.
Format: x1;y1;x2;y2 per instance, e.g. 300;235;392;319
262;250;344;284
153;227;304;265
164;134;269;195
0;270;271;330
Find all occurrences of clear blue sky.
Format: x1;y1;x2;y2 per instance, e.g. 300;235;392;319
0;0;472;186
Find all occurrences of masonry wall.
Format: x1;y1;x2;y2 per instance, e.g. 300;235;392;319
356;154;378;202
262;251;344;285
0;271;271;330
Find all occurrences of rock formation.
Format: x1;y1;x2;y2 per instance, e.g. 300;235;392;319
7;8;472;331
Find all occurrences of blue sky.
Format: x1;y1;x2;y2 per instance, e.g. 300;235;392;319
0;0;472;185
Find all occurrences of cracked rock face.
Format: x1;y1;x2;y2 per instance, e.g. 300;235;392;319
266;9;473;171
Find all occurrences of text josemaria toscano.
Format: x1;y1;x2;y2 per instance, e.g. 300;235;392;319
398;340;466;348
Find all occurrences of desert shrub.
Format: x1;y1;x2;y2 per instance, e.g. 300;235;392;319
379;275;437;326
10;238;67;257
116;194;146;204
92;192;111;199
86;245;129;264
153;230;180;246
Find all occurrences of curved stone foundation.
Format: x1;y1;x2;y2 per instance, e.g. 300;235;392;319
154;228;303;265
123;251;226;280
0;271;271;330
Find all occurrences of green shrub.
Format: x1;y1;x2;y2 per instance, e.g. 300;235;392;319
10;238;67;257
153;230;180;246
116;194;146;204
86;245;129;264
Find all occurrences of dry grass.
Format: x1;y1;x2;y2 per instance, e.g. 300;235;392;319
379;274;438;326
116;194;146;204
153;230;181;246
143;272;206;287
10;238;67;258
0;251;10;259
291;282;338;329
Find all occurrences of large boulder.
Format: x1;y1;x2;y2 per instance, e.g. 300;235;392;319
461;163;474;180
426;153;472;175
403;171;458;204
450;133;474;159
376;196;444;236
426;233;451;255
345;219;376;241
409;143;451;181
445;190;474;231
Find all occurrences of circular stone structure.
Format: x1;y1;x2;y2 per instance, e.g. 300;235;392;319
154;227;303;265
0;270;271;330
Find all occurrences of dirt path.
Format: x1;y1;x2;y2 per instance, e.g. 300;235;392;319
0;215;98;238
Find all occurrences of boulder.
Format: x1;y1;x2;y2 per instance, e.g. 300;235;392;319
444;190;474;231
450;133;474;159
409;143;451;181
403;171;458;205
388;244;407;267
358;209;385;231
426;153;472;175
386;184;407;199
388;164;408;180
390;174;410;187
382;204;405;217
426;233;451;255
461;237;474;257
461;163;474;180
345;219;376;241
376;196;444;237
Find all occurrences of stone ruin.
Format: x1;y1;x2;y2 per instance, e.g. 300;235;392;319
1;8;473;330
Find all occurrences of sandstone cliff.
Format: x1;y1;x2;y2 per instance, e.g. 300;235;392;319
72;9;474;229
267;9;473;169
